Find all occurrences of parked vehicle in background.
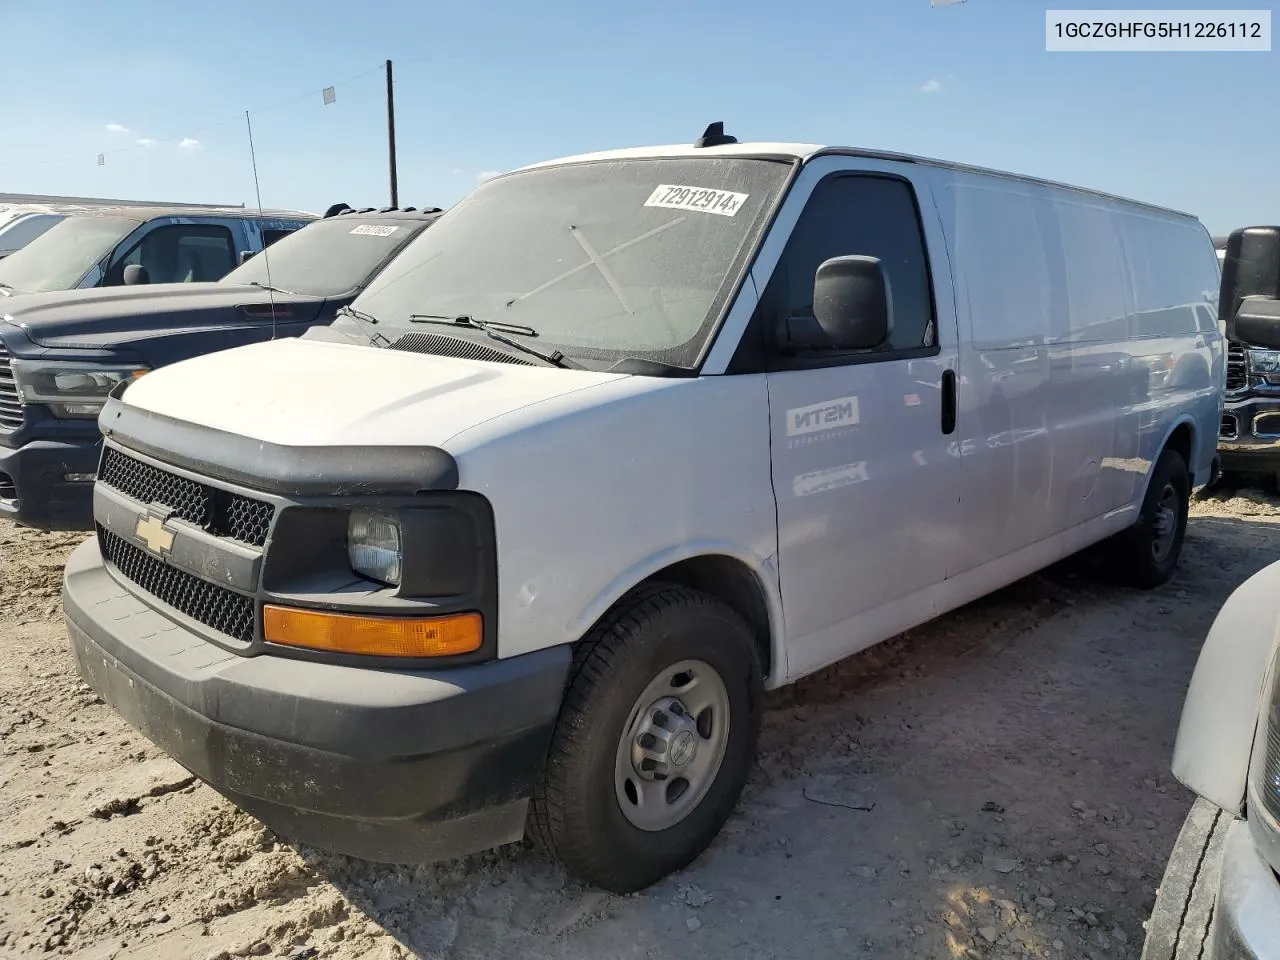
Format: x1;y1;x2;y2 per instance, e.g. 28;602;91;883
63;125;1222;894
1140;243;1280;956
0;194;248;260
1213;234;1228;265
1217;226;1280;485
0;204;442;530
0;205;313;298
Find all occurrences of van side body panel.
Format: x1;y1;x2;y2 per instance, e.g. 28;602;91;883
758;158;1221;682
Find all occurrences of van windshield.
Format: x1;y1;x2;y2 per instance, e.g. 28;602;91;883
0;216;139;294
351;157;791;368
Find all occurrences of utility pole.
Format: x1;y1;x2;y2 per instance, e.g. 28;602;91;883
385;59;399;207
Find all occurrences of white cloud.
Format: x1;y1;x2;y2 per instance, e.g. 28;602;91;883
105;122;130;134
178;138;201;150
919;78;942;94
475;170;501;182
136;137;157;147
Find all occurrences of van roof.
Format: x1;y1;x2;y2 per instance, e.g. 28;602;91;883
512;141;1199;221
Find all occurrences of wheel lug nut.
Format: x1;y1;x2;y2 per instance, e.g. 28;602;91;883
640;758;657;772
653;710;669;728
638;732;658;750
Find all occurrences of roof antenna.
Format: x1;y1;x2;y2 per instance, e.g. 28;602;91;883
245;110;278;341
694;121;738;148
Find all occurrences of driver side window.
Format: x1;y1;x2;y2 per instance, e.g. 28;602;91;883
109;224;236;285
759;174;937;367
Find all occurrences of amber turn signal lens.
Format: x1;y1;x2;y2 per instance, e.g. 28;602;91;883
263;606;482;657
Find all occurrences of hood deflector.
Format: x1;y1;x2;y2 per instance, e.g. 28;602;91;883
99;387;459;496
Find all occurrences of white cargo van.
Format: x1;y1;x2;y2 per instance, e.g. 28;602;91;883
63;125;1224;893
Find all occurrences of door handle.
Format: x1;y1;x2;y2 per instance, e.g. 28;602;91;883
941;369;957;435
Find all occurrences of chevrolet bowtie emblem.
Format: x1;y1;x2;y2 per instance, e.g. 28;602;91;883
134;514;175;555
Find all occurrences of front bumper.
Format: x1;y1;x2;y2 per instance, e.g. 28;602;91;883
63;537;571;864
0;436;100;530
1207;818;1280;959
1219;396;1280;474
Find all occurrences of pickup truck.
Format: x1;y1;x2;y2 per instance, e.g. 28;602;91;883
1217;227;1280;485
0;205;442;530
0;205;312;297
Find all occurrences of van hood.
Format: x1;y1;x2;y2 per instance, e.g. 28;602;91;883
1;283;325;349
116;336;632;448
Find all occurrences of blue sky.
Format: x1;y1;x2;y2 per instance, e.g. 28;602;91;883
3;0;1275;234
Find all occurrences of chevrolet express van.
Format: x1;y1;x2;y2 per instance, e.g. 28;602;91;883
64;125;1224;893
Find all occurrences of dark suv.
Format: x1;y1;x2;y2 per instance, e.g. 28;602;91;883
0;204;443;530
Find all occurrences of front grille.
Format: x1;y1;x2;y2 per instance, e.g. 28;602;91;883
0;342;23;430
388;332;535;366
99;448;274;547
1226;341;1248;392
1262;699;1280;826
98;526;255;643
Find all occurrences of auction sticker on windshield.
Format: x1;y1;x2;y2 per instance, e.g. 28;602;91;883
644;184;748;217
350;224;401;237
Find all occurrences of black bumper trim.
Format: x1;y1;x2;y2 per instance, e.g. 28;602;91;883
63;538;571;863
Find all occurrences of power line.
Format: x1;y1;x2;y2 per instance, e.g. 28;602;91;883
34;61;389;170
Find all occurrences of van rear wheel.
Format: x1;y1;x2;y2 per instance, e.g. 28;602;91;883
528;583;762;893
1107;448;1190;589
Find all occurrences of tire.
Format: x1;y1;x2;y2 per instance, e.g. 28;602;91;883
1140;798;1230;960
1107;448;1191;589
528;582;762;893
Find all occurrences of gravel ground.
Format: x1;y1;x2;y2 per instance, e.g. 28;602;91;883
1;484;1279;960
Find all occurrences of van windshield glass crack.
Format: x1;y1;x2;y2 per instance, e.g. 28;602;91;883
350;157;790;369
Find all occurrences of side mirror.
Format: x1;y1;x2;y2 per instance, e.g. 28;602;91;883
1220;225;1280;334
1230;298;1280;351
122;264;150;286
238;250;255;265
813;255;891;349
775;256;892;353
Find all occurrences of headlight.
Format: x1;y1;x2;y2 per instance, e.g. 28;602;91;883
1248;348;1280;382
348;509;402;586
10;360;148;419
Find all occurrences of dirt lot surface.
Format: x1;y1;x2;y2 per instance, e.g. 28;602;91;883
2;485;1279;960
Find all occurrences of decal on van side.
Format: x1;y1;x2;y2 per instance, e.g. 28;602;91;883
792;462;869;498
785;397;860;437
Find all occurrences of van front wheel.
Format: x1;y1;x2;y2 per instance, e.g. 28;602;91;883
528;583;762;893
1108;448;1190;589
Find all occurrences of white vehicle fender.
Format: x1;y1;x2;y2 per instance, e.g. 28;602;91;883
1172;558;1280;815
565;539;786;681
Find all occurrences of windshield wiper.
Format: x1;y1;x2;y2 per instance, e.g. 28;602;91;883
409;313;537;336
407;313;580;369
335;304;389;346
